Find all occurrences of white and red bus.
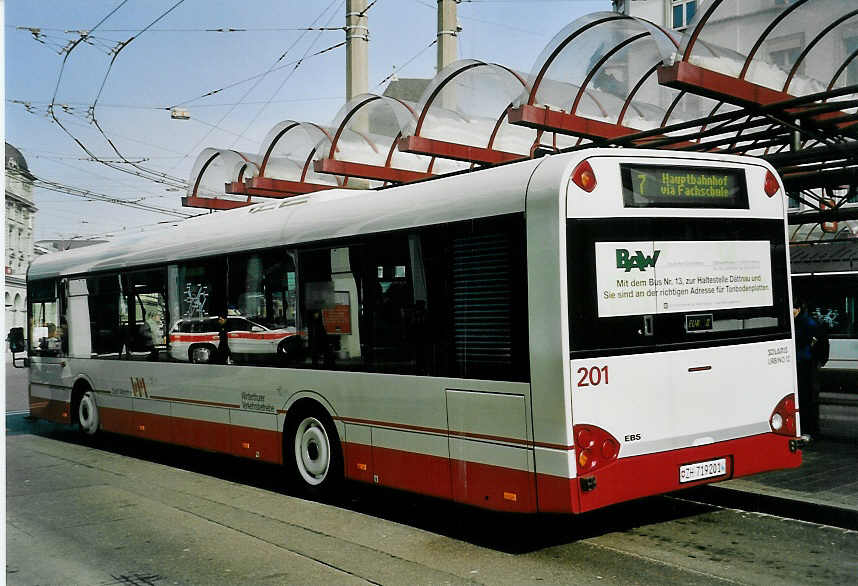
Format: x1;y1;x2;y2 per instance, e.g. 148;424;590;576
17;149;803;513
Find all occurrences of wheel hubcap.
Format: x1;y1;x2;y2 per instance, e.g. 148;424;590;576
294;417;330;486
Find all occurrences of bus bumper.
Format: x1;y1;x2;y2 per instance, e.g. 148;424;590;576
537;432;802;514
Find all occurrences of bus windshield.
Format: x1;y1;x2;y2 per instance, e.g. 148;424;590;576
567;217;791;357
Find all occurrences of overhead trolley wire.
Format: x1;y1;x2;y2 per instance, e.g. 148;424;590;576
168;0;345;170
230;0;345;147
15;170;197;219
165;41;347;110
9;24;346;33
45;0;189;190
166;2;346;111
87;0;190;187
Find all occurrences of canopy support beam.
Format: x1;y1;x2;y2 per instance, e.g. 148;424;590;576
239;177;335;197
314;158;432;183
398;135;522;165
182;196;251;210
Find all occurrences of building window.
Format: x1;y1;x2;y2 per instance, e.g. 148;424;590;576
672;0;697;30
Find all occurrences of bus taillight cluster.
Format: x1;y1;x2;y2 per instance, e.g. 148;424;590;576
770;394;798;436
574;424;620;474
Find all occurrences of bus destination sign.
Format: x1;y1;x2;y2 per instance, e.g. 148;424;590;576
621;164;748;209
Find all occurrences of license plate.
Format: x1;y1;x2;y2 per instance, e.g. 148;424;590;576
679;458;727;483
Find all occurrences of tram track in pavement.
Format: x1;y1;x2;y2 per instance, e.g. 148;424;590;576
670;486;858;532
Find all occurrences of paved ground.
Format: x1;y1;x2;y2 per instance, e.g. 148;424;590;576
7;427;858;585
714;437;858;514
4;355;29;413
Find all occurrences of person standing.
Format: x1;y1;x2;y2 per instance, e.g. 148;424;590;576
217;315;232;365
793;300;819;434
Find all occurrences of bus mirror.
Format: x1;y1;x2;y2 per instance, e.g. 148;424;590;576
8;327;26;354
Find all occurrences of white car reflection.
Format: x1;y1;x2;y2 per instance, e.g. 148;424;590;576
169;316;299;363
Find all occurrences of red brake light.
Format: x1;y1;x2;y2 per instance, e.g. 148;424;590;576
764;169;780;197
574;424;620;474
571;160;597;193
770;394;797;436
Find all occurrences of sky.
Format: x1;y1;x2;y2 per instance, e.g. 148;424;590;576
4;0;610;242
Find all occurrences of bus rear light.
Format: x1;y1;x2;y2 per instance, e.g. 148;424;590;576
574;424;620;474
571;160;597;193
770;394;797;436
764;170;780;197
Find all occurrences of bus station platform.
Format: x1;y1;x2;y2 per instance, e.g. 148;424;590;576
700;437;858;526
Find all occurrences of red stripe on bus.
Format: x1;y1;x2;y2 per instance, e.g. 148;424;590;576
28;398;70;424
50;404;801;514
98;407;281;464
148;396;241;409
343;441;537;512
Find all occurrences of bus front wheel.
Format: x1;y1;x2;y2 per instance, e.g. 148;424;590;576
286;406;342;498
77;389;100;437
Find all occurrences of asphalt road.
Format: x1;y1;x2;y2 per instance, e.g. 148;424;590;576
5;360;858;585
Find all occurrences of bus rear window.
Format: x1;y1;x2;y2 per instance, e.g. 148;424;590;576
568;218;790;357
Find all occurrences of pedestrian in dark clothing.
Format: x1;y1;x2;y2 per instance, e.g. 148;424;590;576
793;300;819;434
217;315;231;365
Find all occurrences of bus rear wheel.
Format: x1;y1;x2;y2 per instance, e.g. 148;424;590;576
286;406;342;498
77;389;100;437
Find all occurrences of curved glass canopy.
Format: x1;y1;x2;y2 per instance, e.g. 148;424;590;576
184;1;857;218
510;13;685;137
400;60;536;162
678;0;857;97
313;93;461;185
258;120;340;187
185;148;261;209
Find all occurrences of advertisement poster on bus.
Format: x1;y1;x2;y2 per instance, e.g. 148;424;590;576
595;240;773;318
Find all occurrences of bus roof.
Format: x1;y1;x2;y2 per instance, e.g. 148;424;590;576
29;148;776;281
30;155;548;280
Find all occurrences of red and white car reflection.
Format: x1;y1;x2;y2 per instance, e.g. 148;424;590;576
169;316;298;363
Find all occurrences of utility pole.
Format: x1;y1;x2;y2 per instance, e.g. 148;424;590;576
346;0;369;101
344;0;370;188
437;0;459;73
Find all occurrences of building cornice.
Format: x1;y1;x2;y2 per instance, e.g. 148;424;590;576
4;189;38;212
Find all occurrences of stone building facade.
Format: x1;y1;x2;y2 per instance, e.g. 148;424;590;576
5;143;37;330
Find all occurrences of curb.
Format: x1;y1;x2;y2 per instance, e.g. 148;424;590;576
686;484;858;531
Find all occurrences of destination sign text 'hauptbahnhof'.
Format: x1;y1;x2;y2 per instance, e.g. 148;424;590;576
620;164;748;209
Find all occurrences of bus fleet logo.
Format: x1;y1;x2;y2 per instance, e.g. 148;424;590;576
616;248;661;272
131;377;149;398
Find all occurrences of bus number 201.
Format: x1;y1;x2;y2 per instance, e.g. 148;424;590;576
577;366;609;387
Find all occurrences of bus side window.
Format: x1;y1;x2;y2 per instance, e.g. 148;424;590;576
122;269;168;361
169;260;227;364
295;238;420;374
420;216;529;382
87;274;124;359
297;248;339;368
225;249;298;366
351;236;416;374
28;278;67;358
